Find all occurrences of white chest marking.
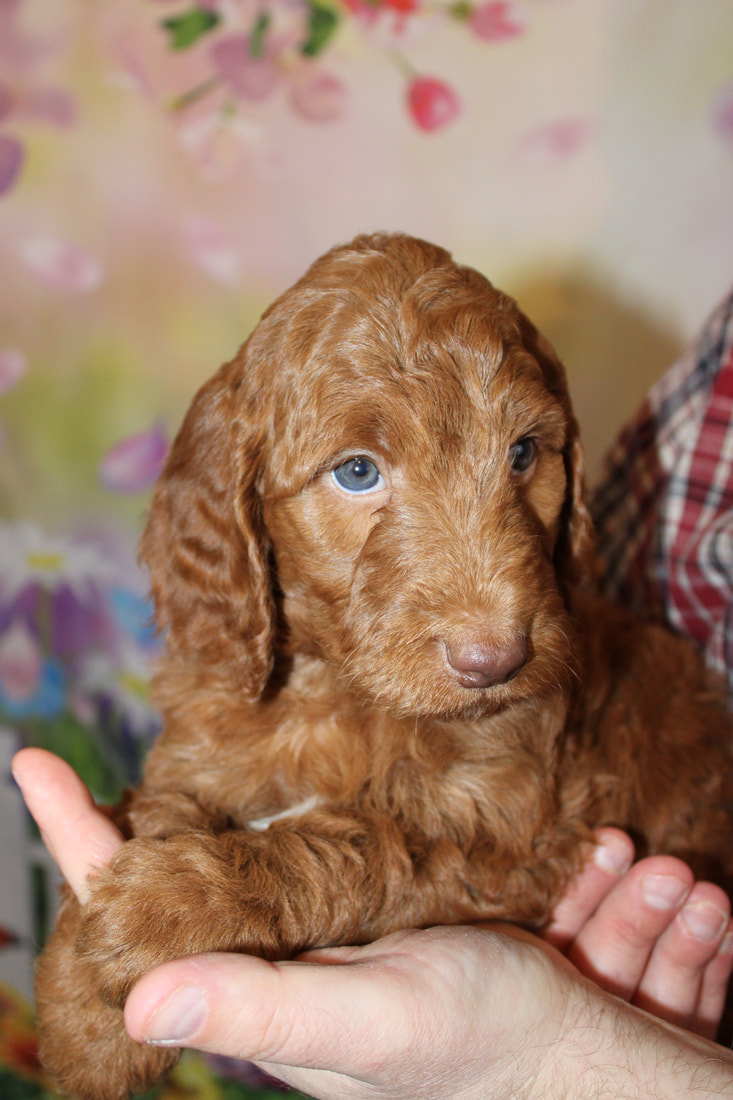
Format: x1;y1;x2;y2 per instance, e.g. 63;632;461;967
247;795;323;832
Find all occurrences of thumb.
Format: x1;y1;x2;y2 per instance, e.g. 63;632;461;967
124;946;404;1077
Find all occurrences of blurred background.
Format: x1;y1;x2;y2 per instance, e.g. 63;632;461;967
0;1;731;1095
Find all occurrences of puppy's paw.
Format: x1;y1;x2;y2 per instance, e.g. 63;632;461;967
36;900;179;1100
75;834;246;1005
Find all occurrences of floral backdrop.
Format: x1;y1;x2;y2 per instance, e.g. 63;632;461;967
0;0;732;1096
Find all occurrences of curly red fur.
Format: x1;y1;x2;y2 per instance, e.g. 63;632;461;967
35;233;733;1099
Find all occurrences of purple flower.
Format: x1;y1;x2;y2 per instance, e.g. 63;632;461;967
0;619;41;704
0;133;23;196
0;523;113;606
0;655;66;720
99;423;169;494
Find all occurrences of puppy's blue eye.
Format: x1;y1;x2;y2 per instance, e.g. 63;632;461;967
332;457;383;494
509;437;536;473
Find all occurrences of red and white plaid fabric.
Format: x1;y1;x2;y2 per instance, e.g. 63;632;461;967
592;289;733;700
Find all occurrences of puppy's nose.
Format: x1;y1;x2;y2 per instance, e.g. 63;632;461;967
446;634;527;689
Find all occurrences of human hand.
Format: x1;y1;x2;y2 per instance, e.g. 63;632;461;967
544;827;733;1039
12;749;733;1100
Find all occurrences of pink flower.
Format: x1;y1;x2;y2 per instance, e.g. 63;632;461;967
0;349;26;394
210;33;280;102
712;81;733;147
19;236;103;292
290;68;347;123
519;117;592;165
341;0;420;17
0;133;23;196
0;620;41;705
17;86;75;127
469;2;528;42
407;76;461;132
107;39;156;101
100;423;169;494
184;217;242;285
338;0;380;19
177;109;265;183
0;84;13;123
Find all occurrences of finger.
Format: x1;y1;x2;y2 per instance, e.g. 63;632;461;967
11;748;123;903
567;854;694;1000
124;947;410;1084
696;921;733;1040
544;829;634;950
633;882;731;1037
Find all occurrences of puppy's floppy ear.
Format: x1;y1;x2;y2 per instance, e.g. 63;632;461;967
518;314;597;587
139;356;275;698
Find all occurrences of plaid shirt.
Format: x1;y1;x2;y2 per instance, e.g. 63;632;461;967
591;289;733;699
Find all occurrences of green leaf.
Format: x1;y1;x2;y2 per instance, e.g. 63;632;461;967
448;0;473;19
161;8;221;51
0;1069;46;1100
28;714;139;803
301;1;340;57
250;11;272;59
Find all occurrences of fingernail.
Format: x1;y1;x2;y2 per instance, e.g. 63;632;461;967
680;902;728;943
593;834;633;875
718;930;733;956
145;986;207;1046
641;873;689;910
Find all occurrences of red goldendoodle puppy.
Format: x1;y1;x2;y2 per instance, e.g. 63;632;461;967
35;232;733;1099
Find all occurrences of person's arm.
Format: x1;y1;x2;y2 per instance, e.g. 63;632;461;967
12;748;733;1100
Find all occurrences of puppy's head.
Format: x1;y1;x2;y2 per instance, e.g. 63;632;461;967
141;233;595;716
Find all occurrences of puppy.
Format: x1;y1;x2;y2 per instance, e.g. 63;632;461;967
35;233;733;1100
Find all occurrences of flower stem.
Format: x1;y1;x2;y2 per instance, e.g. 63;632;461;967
390;49;417;80
169;74;223;112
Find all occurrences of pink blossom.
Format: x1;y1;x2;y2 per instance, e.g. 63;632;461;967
712;81;733;147
0;133;23;196
18;86;76;127
210;33;280;102
340;0;420;18
0;84;13;123
469;2;528;42
0;0;64;71
0;349;26;394
177;109;265;183
519;117;592;165
0;619;42;704
184;217;242;285
407;76;461;132
290;68;347;123
338;0;380;21
19;235;104;292
100;423;169;494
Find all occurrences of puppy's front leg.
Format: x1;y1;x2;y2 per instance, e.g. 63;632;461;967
75;809;420;1001
75;804;557;1005
37;804;557;1100
35;889;179;1100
